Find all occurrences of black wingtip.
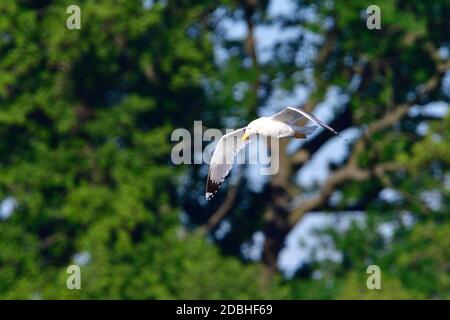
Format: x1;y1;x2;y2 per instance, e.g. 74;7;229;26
205;178;221;201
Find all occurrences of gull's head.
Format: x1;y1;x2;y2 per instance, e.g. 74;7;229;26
241;120;259;142
241;128;251;142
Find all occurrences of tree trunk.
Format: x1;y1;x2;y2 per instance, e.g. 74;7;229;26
261;139;292;286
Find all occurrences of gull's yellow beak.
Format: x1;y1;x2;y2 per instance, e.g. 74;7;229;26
241;132;250;142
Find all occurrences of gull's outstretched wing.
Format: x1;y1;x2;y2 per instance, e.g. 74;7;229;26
206;128;247;200
271;106;339;136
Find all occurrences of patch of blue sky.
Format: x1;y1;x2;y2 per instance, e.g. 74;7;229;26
73;251;91;266
241;231;265;261
278;212;365;278
408;101;449;118
0;196;17;220
294;127;361;189
379;188;403;204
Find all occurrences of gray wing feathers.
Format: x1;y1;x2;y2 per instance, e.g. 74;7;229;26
272;107;338;135
270;107;304;124
206;128;246;199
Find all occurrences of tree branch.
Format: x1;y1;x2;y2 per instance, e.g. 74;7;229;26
288;162;402;226
288;58;448;227
241;0;260;116
199;184;239;234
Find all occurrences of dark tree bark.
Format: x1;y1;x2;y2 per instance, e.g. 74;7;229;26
261;139;292;286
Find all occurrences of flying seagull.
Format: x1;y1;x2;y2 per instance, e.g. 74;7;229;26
206;107;343;200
